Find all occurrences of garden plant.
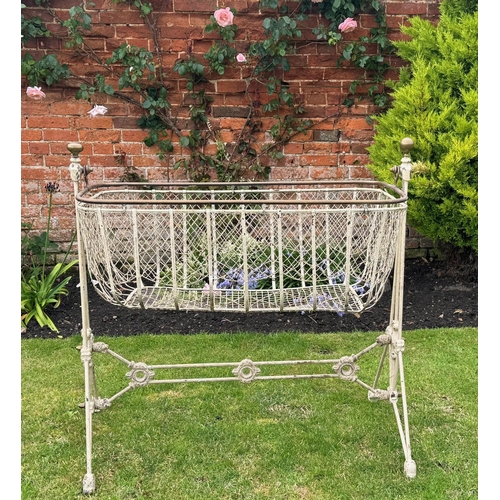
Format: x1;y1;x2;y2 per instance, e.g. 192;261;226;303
21;182;78;333
367;0;478;260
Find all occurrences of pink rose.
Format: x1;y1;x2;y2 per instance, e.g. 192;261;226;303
310;0;323;3
88;104;108;117
214;7;234;27
26;86;46;100
236;53;246;63
338;18;357;33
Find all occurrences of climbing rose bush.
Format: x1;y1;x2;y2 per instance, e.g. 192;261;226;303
26;86;46;99
21;1;393;184
338;18;357;33
213;7;234;27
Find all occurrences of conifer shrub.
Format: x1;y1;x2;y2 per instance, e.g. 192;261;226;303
367;0;478;257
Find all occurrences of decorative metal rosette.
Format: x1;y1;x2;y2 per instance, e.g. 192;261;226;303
232;359;261;383
126;362;155;388
333;356;360;381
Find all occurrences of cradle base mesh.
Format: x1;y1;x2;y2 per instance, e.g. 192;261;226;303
77;183;406;315
122;283;364;312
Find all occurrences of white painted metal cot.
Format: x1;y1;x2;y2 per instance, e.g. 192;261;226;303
68;139;417;494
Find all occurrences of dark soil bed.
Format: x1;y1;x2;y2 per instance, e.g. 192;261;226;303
22;258;478;339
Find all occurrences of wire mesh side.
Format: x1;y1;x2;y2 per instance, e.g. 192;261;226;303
77;187;406;314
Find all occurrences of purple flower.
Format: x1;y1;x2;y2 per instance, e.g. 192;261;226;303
45;182;60;194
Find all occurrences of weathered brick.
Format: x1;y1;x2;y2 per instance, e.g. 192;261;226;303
284;143;304;155
303;142;332;154
29;142;51;155
310;166;349;180
300;155;337;167
21;205;42;218
22;129;43;141
349;166;374;180
133;156;164;168
290;130;313;143
174;0;216;13
45;154;80;167
330;143;350;154
386;2;428;16
21;167;57;183
212;106;250;118
270;166;310;180
339;154;370;165
313;130;340;142
339;117;372;131
305;92;327;106
350;143;370;154
386;15;406;29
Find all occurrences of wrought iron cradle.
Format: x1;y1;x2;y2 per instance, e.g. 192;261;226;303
68;139;417;494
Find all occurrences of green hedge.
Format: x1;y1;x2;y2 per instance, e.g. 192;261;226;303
367;1;478;255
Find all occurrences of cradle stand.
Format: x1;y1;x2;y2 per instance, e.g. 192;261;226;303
68;140;416;494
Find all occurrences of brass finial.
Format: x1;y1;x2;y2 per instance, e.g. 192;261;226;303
67;143;84;156
400;138;414;155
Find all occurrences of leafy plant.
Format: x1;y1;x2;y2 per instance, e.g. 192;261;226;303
367;0;478;257
21;182;78;333
21;4;50;42
21;53;71;87
21;223;58;274
21;261;78;332
313;0;394;107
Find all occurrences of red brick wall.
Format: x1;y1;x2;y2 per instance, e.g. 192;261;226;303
21;0;441;254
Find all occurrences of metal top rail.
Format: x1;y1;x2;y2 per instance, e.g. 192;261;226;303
76;180;407;206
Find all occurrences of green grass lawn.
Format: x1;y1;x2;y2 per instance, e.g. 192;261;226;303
21;328;477;499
